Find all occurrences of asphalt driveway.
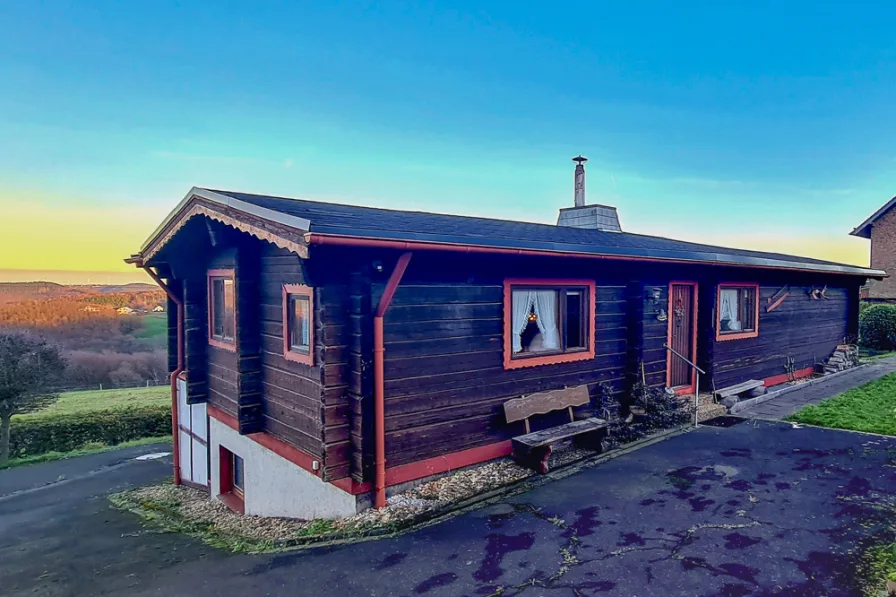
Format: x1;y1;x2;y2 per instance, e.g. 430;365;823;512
2;421;895;597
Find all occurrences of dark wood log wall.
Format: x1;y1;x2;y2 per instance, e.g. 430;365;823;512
257;244;326;465
154;219;868;487
205;249;239;417
363;252;630;473
708;282;853;388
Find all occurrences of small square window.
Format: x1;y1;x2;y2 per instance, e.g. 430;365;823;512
208;269;236;350
717;283;760;341
283;284;314;365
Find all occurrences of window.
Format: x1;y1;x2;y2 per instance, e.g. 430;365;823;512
218;446;245;514
716;283;760;341
282;284;314;365
503;279;596;370
208;269;236;351
231;453;244;497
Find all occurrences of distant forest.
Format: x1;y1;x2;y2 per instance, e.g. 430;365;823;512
0;282;168;389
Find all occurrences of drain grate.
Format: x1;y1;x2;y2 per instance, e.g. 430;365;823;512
700;415;749;428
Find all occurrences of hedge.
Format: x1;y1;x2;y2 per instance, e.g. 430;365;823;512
9;406;171;459
859;304;896;350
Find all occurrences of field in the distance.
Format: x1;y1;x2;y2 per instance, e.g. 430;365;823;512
16;385;170;420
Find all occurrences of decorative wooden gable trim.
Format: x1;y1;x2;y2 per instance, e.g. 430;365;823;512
143;199;309;262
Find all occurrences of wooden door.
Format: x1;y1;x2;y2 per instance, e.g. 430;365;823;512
668;283;697;390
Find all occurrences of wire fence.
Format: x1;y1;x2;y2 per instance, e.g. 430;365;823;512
49;379;169;394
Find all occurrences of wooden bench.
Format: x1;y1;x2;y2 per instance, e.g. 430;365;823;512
504;385;608;474
714;379;765;401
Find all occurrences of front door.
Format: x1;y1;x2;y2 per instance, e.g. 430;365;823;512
667;282;697;391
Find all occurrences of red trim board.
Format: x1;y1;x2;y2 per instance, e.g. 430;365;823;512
208;405;322;478
208;405;513;496
763;366;814;388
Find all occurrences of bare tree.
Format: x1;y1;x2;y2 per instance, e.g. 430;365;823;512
0;331;66;462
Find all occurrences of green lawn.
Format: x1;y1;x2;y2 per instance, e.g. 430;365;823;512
17;385;169;420
134;312;167;340
0;436;172;470
787;372;896;435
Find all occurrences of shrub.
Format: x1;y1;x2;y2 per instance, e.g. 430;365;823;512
859;305;896;350
9;406;171;459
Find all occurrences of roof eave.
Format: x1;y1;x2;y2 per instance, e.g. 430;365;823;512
305;230;887;279
850;195;896;240
128;188;313;265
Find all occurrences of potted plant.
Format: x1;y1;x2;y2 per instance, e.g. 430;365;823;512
887;570;896;595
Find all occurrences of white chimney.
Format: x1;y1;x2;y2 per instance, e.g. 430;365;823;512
557;155;622;232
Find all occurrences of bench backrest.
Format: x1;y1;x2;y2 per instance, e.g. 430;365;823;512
504;385;590;424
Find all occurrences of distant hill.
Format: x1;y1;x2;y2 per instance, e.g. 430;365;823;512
76;283;159;294
0;281;160;304
0;282;89;304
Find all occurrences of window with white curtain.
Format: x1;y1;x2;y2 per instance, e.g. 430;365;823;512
717;284;758;338
509;285;590;359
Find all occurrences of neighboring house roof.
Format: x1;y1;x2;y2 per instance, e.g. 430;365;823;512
850;195;896;239
133;187;887;278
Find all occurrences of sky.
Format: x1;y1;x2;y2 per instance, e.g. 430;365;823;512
1;2;894;284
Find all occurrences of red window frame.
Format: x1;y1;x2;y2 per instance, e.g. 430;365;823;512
716;282;760;341
503;278;596;370
207;268;237;351
282;284;314;366
218;446;245;514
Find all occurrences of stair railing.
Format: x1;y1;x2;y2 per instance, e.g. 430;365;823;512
663;343;707;427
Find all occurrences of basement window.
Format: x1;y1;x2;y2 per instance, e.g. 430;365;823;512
218;446;245;514
208;269;236;351
504;279;596;370
283;284;314;365
717;283;759;341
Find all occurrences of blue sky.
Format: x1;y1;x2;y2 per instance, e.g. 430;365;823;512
1;1;894;281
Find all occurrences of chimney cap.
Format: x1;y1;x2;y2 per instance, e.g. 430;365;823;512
572;155;588;165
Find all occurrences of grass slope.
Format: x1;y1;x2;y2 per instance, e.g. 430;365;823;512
133;312;167;339
787;372;896;436
17;385;169;420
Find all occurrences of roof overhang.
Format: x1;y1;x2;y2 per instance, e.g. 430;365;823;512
851;195;896;239
128;187;311;265
305;230;888;279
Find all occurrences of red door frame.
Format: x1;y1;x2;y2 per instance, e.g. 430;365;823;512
666;281;699;395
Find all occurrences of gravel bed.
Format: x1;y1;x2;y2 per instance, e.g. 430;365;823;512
113;446;606;546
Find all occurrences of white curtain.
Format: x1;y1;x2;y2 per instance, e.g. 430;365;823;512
533;290;560;350
720;288;741;330
511;291;534;353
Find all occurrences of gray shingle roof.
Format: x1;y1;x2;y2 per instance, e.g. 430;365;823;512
204;189;884;277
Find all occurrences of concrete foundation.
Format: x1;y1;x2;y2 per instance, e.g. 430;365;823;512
209;418;359;519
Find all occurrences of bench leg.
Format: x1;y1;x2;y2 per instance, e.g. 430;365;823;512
573;429;607;452
513;445;553;474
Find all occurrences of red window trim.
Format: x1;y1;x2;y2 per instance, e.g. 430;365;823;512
282;284;314;366
665;281;699;393
503;278;596;370
716;282;760;341
218;446;245;514
207;268;237;352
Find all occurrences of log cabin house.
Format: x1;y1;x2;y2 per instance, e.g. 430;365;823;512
127;159;885;519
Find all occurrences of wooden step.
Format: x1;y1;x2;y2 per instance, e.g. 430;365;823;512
714;379;764;399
